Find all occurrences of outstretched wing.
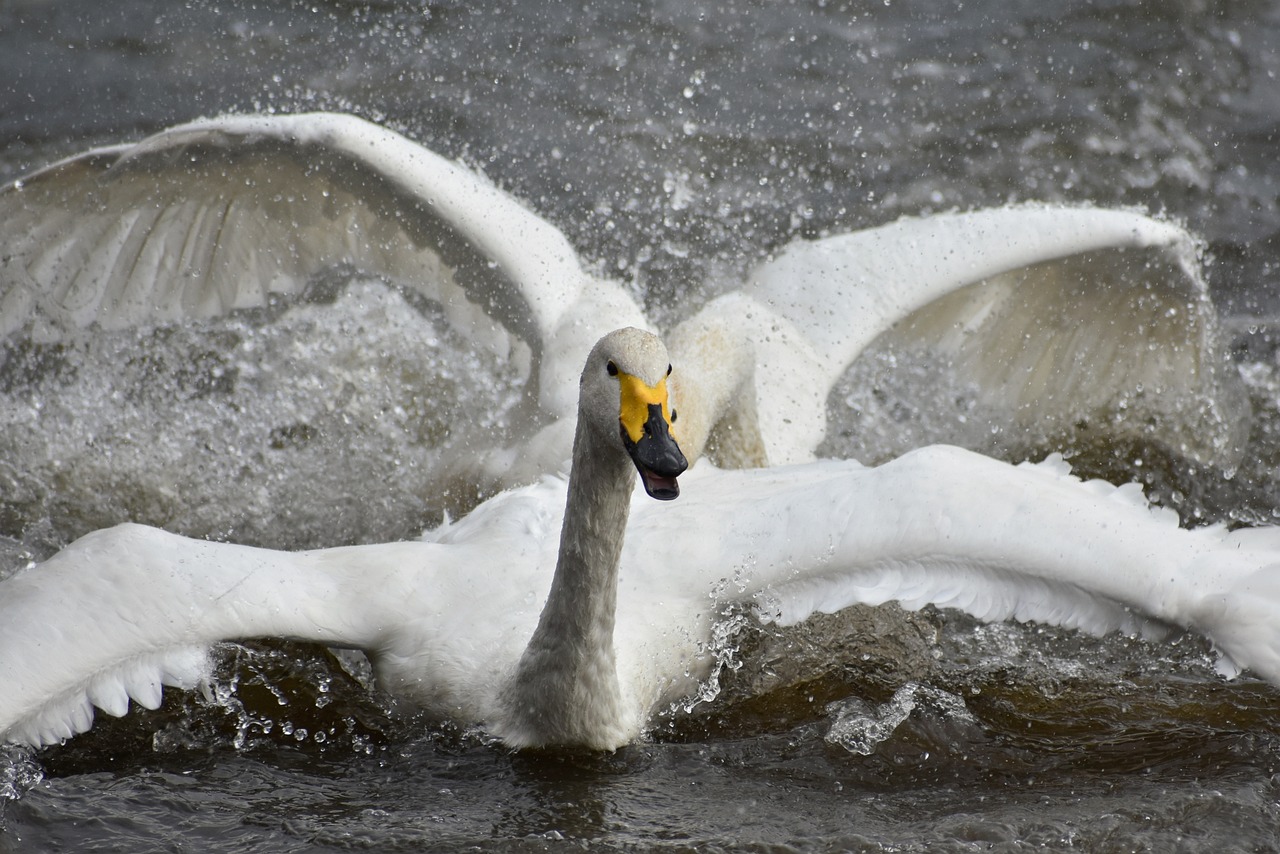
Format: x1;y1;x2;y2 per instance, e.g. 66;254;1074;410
0;523;441;746
0;112;646;417
630;449;1280;692
6;450;1280;748
700;206;1246;468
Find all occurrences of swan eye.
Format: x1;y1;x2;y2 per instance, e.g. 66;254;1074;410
666;364;673;377
671;409;678;422
606;361;618;377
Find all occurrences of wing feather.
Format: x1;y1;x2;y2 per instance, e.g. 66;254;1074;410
0;113;648;416
647;449;1277;684
0;523;436;746
735;206;1246;468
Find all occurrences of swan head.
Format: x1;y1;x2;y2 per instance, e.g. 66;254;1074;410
582;328;688;500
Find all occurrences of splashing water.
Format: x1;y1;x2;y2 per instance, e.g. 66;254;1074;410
0;746;43;802
825;682;975;756
0;278;528;550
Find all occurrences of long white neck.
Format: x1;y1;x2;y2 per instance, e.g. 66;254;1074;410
497;417;636;749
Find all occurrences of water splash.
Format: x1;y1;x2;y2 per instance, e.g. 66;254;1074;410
0;745;43;802
0;277;527;550
139;642;390;757
824;682;974;756
675;604;754;716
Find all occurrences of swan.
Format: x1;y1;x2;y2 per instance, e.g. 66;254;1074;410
0;113;1246;508
2;328;1279;750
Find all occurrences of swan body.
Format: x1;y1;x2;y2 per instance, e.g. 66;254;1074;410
2;329;1279;751
0;112;1247;509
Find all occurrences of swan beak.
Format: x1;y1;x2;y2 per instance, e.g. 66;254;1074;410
618;373;688;501
624;402;688;500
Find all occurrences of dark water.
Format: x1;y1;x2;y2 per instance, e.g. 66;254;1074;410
4;0;1280;850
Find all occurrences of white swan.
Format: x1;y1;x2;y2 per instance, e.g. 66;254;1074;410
2;328;1279;750
0;112;1246;495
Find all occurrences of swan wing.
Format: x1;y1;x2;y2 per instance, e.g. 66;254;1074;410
725;206;1244;467
0;523;469;747
625;449;1280;696
6;453;1279;749
0;112;645;416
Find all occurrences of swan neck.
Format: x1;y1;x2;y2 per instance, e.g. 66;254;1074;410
501;420;635;749
552;425;633;640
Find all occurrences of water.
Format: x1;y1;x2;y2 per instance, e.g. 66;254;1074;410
4;0;1280;849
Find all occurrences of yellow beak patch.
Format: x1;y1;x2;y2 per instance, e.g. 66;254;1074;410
617;370;674;444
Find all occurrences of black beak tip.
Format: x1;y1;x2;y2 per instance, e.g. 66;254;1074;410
639;468;682;501
623;404;688;501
